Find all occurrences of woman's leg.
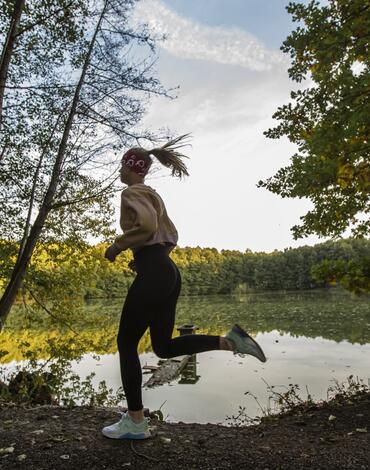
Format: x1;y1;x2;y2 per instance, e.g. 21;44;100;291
149;262;223;357
117;250;232;423
117;275;152;416
116;249;180;420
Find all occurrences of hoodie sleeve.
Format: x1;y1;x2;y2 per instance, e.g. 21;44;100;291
113;189;158;252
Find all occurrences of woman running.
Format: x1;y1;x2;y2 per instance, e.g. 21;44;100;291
102;135;267;440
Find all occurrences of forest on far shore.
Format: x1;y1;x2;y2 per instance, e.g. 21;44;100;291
1;237;368;300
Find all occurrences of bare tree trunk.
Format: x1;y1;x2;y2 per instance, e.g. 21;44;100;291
0;0;109;331
15;115;63;264
0;0;26;140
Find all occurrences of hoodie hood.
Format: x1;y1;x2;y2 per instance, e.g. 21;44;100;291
124;183;164;217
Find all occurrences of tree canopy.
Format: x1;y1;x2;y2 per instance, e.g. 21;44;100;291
258;0;369;239
0;0;171;328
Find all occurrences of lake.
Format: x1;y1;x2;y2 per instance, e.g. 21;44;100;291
1;289;369;425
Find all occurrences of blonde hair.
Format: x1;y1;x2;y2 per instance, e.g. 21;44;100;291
128;134;191;180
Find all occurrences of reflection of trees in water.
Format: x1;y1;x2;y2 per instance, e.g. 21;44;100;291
178;291;370;346
1;290;369;363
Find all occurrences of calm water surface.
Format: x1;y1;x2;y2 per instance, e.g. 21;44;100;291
2;289;369;424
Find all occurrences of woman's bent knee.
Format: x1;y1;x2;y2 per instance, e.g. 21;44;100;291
152;345;171;359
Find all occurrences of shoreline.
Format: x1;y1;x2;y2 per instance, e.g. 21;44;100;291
1;390;369;469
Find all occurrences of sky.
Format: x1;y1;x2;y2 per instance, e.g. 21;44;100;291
113;0;329;253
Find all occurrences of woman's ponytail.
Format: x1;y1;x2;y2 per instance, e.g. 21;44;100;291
149;134;191;180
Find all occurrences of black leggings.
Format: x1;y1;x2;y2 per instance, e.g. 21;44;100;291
117;243;221;411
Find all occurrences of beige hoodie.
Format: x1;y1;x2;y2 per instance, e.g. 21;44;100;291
113;183;178;254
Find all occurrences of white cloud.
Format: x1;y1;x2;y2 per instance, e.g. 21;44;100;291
118;2;326;252
135;54;323;252
132;0;288;72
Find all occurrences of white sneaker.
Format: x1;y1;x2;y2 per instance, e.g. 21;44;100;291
102;411;152;439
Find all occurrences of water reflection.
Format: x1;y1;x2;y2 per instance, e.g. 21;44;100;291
72;331;369;424
1;289;369;363
2;329;369;425
1;289;369;425
178;355;200;385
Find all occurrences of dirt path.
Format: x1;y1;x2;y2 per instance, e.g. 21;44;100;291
0;392;369;469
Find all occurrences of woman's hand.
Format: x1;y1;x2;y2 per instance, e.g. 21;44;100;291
104;244;121;262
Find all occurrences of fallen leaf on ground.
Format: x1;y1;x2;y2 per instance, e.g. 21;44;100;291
0;447;14;454
49;436;69;442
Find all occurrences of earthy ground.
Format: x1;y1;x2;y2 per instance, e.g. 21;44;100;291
0;392;369;470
